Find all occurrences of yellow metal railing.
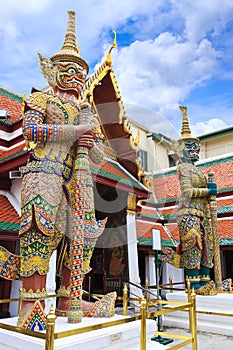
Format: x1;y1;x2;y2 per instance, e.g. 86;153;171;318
2;276;233;350
0;285;197;350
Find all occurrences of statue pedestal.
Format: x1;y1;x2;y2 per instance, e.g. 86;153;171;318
164;291;233;336
0;315;165;350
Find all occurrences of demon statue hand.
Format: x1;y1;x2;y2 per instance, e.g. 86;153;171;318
161;106;217;296
0;11;117;330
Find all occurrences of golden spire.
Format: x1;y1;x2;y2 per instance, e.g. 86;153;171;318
61;11;79;54
50;11;89;72
171;105;199;157
179;105;199;141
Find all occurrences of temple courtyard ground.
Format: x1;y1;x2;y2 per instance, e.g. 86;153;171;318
161;327;233;349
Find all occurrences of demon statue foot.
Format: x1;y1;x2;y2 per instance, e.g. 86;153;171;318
56;292;117;318
195;280;216;296
84;292;117;317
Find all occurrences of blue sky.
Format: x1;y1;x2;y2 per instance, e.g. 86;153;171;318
0;0;233;138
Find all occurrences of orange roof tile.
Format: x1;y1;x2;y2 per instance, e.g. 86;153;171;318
153;173;179;200
0;143;26;162
0;195;20;227
136;220;180;242
160;207;177;215
0;87;22;123
202;162;233;190
218;219;233;239
218;198;233;207
152;158;233;201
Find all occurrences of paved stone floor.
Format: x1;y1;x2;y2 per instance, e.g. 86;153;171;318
162;327;233;349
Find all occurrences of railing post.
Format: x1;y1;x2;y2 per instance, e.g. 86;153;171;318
145;278;149;311
45;305;56;350
190;290;198;350
187;278;192;332
169;276;173;293
140;296;147;350
18;288;22;316
123;283;128;316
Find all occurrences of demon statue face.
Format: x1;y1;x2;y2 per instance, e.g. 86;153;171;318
182;140;200;164
54;61;87;97
38;53;87;99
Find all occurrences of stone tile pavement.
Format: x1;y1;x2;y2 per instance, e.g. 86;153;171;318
161;327;233;349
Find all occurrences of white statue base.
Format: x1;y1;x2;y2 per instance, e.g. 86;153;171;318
164;291;233;336
0;315;166;350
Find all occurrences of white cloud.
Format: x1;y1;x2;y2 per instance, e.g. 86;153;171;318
191;118;229;136
0;0;232;134
112;33;217;114
124;103;178;138
172;0;233;42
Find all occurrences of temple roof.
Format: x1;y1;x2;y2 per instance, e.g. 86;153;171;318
86;61;147;186
0;86;22;124
137;154;233;246
91;158;149;198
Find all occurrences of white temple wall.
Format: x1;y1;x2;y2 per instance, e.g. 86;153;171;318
127;213;143;307
161;262;185;297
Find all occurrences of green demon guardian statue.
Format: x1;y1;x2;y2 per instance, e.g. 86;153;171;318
161;106;218;296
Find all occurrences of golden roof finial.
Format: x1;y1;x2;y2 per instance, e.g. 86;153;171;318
106;30;117;66
50;11;89;72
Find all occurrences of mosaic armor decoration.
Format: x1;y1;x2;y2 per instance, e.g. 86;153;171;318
176;162;213;270
161;106;217;295
19;91;106;277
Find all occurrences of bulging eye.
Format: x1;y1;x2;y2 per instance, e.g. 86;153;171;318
68;68;76;75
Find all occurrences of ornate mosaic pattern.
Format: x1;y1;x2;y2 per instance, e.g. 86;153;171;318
176;162;214;270
17;300;47;330
84;292;117;318
0;246;20;280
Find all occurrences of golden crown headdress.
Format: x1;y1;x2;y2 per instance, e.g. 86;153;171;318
38;10;89;85
51;10;89;72
171;106;200;156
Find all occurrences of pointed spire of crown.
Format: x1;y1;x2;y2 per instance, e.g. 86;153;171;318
50;11;89;73
179;105;199;141
171;105;199;157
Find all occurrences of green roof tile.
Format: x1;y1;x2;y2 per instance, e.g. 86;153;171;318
219;238;233;245
0;149;26;163
0;87;22;103
138;237;233;247
0;222;20;231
